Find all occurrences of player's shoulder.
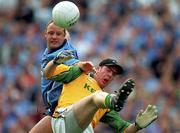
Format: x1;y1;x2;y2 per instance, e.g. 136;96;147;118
64;40;76;50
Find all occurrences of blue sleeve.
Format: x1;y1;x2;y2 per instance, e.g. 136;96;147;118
41;45;79;70
40;42;79;109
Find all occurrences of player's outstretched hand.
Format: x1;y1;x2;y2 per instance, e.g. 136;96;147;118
135;105;158;129
53;50;75;65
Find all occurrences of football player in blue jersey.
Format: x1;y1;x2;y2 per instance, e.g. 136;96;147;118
29;21;80;133
41;20;79;115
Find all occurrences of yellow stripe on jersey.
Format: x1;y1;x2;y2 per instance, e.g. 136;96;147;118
56;73;101;108
54;73;109;127
48;64;70;78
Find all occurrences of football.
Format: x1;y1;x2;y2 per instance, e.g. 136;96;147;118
52;1;80;28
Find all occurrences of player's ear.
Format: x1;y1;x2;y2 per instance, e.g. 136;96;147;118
65;30;71;40
44;20;53;38
63;29;66;37
44;30;48;39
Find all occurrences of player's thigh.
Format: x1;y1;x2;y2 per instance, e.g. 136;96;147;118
73;91;109;128
52;108;83;133
29;116;53;133
72;94;99;129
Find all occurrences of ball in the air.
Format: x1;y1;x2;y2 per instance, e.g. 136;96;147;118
52;1;80;28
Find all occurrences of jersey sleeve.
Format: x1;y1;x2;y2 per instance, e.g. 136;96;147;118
100;110;131;133
48;64;83;83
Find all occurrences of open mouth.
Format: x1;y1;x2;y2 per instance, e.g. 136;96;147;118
50;40;58;44
103;78;109;84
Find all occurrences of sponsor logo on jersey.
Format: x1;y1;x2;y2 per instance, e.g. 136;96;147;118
84;83;96;93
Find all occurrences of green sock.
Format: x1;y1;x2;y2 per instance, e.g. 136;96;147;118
104;94;115;109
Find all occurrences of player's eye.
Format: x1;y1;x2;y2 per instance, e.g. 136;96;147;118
56;32;64;36
47;31;54;35
106;67;112;73
108;67;117;76
47;31;64;36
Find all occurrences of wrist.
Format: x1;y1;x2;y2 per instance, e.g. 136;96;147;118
135;122;142;130
76;62;86;70
53;60;58;65
53;59;60;65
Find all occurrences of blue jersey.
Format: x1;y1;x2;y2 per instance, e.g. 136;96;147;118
41;40;79;110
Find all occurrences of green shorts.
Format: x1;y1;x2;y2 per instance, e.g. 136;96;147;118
51;107;94;133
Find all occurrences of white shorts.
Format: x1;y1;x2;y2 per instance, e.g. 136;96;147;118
51;107;94;133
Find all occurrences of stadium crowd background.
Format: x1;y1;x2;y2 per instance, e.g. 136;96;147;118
0;0;179;133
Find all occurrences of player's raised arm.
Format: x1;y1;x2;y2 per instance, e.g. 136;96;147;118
124;105;158;132
43;50;75;78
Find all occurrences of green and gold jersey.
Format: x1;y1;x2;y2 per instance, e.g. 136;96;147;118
48;64;109;127
48;64;130;131
58;73;100;108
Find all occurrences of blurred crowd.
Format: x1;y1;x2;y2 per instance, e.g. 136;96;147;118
0;0;179;133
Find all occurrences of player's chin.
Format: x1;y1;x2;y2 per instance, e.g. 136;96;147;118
49;43;60;49
99;80;108;88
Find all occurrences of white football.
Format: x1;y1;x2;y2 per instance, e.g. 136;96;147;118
52;1;80;28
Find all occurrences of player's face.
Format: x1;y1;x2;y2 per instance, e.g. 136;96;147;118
94;66;118;88
45;22;65;50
